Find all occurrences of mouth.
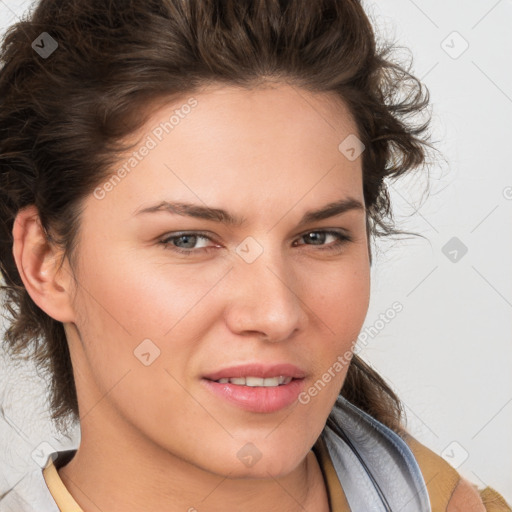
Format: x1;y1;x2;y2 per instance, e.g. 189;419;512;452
207;376;294;387
201;363;307;413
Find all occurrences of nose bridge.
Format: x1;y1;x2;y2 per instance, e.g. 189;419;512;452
226;237;305;340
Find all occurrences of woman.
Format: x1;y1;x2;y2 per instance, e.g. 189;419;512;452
0;0;510;510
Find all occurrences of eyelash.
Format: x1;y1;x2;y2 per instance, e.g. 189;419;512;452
158;230;353;256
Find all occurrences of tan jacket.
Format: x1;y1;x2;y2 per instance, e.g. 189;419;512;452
313;433;511;511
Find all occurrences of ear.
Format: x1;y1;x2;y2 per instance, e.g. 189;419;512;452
12;205;76;323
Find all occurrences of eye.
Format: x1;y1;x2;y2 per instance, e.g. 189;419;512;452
293;230;352;251
159;232;218;255
158;229;353;256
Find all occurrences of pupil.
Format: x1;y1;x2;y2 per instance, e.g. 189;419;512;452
307;232;325;245
177;235;196;248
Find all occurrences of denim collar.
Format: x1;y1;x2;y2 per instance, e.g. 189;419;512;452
320;396;431;511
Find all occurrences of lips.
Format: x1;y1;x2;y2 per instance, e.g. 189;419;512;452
201;363;307;413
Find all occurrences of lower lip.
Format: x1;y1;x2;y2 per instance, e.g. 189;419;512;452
201;378;305;413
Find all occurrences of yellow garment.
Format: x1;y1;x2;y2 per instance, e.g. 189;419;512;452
42;457;83;512
43;437;511;511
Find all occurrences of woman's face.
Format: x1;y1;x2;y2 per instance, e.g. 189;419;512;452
65;82;370;478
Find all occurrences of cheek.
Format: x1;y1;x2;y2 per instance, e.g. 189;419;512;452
69;244;228;399
299;254;370;393
285;275;367;459
302;253;370;341
69;249;228;436
75;241;229;339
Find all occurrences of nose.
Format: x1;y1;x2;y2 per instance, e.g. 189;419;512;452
223;244;307;342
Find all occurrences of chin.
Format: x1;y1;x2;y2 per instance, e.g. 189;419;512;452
211;442;306;480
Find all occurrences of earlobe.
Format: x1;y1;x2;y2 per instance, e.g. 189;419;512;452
12;205;76;323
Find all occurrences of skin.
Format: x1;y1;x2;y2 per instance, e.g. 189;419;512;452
13;82;371;512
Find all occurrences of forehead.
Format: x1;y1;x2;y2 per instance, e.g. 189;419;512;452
175;81;357;137
87;82;364;223
135;80;359;155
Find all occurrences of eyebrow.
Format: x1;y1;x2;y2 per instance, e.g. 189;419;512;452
134;197;365;227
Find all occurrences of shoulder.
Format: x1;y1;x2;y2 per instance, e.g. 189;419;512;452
447;477;485;511
448;479;512;512
402;432;511;512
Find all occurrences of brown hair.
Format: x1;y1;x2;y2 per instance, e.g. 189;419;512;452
0;0;435;435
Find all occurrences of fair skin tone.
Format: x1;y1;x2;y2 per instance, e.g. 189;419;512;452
13;82;370;512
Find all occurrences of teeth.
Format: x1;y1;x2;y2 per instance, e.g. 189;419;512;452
246;377;273;387
215;376;293;387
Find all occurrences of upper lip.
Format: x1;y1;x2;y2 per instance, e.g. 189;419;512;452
203;363;306;381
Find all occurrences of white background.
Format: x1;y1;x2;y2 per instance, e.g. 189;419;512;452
1;0;511;504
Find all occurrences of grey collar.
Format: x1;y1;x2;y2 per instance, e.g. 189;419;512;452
320;396;431;511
